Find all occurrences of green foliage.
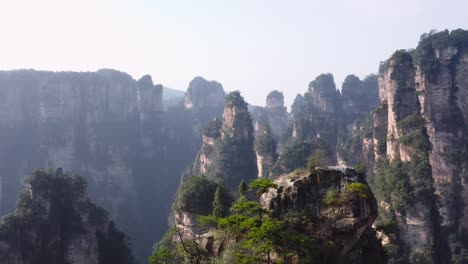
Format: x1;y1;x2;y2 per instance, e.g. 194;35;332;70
414;29;468;81
225;90;248;108
229;197;268;217
370;148;434;213
198;215;219;227
149;227;180;264
240;218;284;263
323;189;340;206
389;49;414;86
345;183;371;199
208;103;258;188
372;158;412;211
397;114;431;152
174;175;230;215
249;178;278;200
254;125;276;155
212;187;228;218
323;183;371;207
148;246;175;264
272;139;330;176
307;150;325;171
238;179;247;197
2;169;134;264
156;175;367;263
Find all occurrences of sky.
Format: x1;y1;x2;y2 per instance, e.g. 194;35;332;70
0;0;467;107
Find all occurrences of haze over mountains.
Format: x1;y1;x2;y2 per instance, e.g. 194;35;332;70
0;28;468;264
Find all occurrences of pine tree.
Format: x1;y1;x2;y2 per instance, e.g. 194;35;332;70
239;179;247;197
212;187;225;218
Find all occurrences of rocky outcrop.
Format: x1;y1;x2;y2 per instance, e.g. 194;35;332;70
0;69;183;261
341;74;379;133
183;76;224;112
356;50;437;263
291;73;341;145
170;166;385;264
263;91;292;141
254;125;277;177
137;75;163;120
348;30;468;263
0;169;133;264
190;91;257;188
379;51;420;161
0;70;139;215
263;166;382;263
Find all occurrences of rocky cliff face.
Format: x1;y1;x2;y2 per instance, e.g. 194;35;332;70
263;167;384;263
183;76;224;112
0;69;147;214
0;70;228;261
190;91;258;189
262;91;292;141
250;91;290;177
341;74;379;133
169;167;385;264
0;169;133;264
347;30;468;263
291;73;341;145
254;125;277;177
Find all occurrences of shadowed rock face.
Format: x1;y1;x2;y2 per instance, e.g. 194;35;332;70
346;30;468;263
0;69;166;261
0;70;228;261
173;167;385;264
190;91;257;189
263;167;381;263
0;169;133;264
291;74;341;148
341;74;379;130
0;69;146;214
264;90;292;141
183;76;225;112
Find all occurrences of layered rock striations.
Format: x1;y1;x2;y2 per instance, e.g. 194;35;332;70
345;30;468;263
0;169;134;264
0;69;166;260
0;69;146;215
0;70;228;261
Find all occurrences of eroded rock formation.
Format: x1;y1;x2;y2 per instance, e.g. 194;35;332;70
344;30;468;263
0;169;134;264
190;91;258;188
183;76;224;112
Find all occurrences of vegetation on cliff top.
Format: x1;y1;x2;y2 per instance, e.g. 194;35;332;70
174;175;231;216
0;169;134;264
414;29;468;80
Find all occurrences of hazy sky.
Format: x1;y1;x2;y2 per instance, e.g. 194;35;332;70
1;0;467;106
